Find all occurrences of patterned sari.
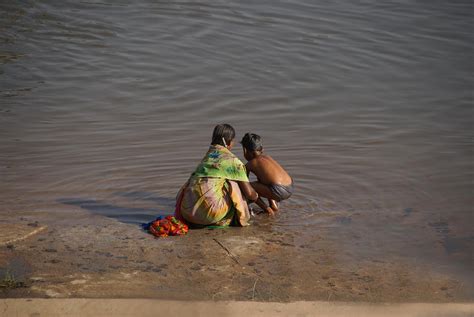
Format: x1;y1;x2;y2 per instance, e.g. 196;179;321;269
175;145;251;227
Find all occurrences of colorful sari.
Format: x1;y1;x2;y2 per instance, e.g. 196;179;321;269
175;145;251;227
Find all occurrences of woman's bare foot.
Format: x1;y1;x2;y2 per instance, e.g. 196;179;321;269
269;199;279;212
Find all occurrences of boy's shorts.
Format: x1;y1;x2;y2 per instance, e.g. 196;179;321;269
269;179;294;201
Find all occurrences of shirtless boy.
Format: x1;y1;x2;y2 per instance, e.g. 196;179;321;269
241;133;293;215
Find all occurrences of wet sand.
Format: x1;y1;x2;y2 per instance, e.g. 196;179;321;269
1;207;472;304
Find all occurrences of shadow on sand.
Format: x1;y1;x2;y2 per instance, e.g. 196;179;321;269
58;192;175;225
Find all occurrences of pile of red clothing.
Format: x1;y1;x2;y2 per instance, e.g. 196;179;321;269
146;216;189;237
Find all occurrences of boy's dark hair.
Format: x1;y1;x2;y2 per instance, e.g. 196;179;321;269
211;123;235;147
241;133;263;152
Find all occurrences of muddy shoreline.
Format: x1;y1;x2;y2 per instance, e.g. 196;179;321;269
1;206;472;303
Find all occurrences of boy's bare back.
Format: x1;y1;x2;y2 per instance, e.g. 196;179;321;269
241;132;293;212
246;154;292;186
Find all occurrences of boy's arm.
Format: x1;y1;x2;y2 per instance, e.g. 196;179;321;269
245;162;251;177
245;160;257;178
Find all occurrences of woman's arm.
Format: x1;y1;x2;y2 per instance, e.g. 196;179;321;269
238;181;274;215
238;181;258;202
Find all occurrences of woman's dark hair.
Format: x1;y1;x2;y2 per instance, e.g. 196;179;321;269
240;133;263;152
211;124;235;146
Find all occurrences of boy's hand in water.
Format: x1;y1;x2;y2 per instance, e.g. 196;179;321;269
269;199;279;212
266;207;275;216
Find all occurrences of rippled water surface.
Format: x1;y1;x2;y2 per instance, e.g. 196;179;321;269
1;0;473;280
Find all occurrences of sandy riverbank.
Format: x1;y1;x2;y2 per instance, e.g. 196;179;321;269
0;206;472;304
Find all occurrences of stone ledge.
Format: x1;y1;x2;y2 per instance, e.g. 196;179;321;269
1;299;473;317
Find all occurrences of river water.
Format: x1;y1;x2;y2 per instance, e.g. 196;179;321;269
1;0;472;285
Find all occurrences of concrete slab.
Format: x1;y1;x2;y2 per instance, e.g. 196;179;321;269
1;299;473;317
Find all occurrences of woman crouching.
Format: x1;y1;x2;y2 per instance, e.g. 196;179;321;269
175;124;258;227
